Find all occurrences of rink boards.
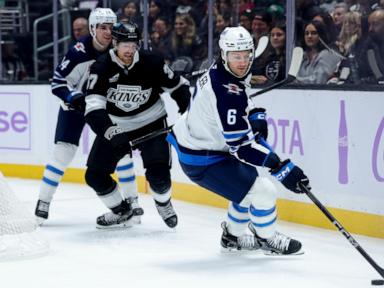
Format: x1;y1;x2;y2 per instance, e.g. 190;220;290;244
0;84;383;238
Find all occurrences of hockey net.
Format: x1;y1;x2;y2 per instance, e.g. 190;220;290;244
0;172;49;260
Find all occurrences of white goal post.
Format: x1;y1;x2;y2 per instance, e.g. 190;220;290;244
0;172;49;260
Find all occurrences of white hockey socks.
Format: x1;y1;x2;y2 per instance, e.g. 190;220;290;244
39;142;77;202
226;201;250;237
246;177;278;239
116;154;138;200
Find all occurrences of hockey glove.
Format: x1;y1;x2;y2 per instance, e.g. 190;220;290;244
171;85;191;113
249;107;268;140
66;91;86;112
270;159;310;194
104;125;132;160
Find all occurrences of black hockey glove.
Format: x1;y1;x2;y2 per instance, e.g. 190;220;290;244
171;85;191;113
104;125;132;160
270;159;311;194
66;91;86;112
249;107;268;140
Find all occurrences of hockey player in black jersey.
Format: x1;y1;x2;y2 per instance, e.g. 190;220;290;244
35;8;143;225
168;26;311;255
84;21;190;229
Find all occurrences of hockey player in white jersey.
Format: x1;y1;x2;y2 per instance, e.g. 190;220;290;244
167;26;311;255
35;8;143;225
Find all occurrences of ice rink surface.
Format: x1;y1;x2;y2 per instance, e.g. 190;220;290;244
1;177;384;288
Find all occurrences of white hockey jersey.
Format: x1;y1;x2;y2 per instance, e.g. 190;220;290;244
169;61;271;167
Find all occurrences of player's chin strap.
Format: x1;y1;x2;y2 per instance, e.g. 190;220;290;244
299;183;384;284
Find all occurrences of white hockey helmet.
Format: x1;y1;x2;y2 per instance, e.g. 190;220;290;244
88;8;117;37
219;26;255;77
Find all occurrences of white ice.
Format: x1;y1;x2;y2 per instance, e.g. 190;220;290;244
1;177;384;288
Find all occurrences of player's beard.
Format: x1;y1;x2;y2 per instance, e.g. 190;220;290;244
119;52;134;65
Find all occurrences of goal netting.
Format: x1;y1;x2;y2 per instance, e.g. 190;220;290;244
0;172;49;261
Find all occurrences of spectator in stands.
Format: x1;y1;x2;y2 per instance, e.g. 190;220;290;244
60;0;102;9
238;0;255;14
372;0;384;10
251;21;286;85
350;0;373;16
251;10;272;45
296;0;324;23
216;0;232;20
312;10;338;46
170;13;207;72
320;0;338;13
213;13;231;58
148;0;168;34
72;17;89;41
330;12;364;84
239;9;253;33
297;20;343;84
1;41;28;81
332;2;348;35
118;0;143;30
266;3;285;23
344;0;357;9
150;16;173;61
358;9;384;83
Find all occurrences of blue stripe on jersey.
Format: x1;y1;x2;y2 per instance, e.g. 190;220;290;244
46;165;64;176
167;133;226;166
52;77;66;84
250;205;276;217
42;177;59;187
227;213;250;223
232;202;249;213
116;163;134;171
251;217;277;227
118;175;135;182
222;129;250;140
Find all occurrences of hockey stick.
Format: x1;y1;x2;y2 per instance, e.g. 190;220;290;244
299;183;384;285
249;46;304;99
129;126;172;147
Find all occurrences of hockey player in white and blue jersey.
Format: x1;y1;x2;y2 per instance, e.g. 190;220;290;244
167;26;311;255
35;8;143;225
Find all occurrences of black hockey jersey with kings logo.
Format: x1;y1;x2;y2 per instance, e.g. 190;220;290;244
85;48;189;137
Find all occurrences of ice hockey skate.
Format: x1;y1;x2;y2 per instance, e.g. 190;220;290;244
35;200;50;225
249;224;304;255
126;197;144;224
96;201;136;229
154;199;178;228
220;221;260;252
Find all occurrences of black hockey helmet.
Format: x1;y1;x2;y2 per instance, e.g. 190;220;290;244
111;21;141;43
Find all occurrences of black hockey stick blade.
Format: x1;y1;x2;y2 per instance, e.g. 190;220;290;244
129;126;172;147
249;46;303;99
299;183;384;281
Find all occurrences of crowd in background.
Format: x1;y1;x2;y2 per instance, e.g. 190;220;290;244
1;0;384;86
